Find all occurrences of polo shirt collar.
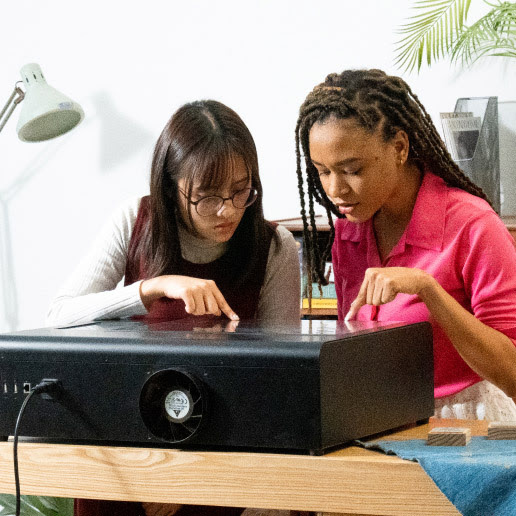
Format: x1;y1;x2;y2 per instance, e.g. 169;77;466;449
337;218;364;242
338;171;446;252
405;171;446;252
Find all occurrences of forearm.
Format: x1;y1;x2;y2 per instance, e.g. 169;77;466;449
46;281;147;326
419;276;516;399
139;276;166;310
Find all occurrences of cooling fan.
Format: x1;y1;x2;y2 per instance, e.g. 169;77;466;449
139;369;206;443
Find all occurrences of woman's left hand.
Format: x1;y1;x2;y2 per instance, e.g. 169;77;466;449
345;267;434;321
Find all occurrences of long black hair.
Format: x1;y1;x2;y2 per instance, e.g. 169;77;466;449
128;100;269;288
295;69;490;286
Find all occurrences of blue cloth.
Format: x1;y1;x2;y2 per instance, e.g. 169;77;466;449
360;437;516;516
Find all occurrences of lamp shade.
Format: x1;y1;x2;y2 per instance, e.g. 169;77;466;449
16;63;84;142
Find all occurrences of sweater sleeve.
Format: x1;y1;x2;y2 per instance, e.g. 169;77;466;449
45;198;148;326
256;225;301;324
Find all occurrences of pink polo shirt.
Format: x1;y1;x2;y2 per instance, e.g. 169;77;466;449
332;171;516;398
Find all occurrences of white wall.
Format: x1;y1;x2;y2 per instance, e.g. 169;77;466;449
1;0;515;332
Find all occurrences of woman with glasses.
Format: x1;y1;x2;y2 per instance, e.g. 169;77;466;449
46;100;300;328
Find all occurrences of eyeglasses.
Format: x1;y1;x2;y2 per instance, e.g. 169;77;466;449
179;187;258;217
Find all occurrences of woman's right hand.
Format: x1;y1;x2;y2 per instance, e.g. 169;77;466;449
139;275;239;320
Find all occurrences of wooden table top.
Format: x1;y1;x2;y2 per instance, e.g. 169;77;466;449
0;418;488;515
274;215;516;232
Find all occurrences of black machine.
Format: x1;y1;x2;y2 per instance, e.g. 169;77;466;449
0;319;434;455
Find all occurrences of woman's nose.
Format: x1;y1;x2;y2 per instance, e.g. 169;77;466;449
216;198;235;216
327;173;349;199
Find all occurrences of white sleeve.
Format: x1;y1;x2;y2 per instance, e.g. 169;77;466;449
45;198;148;327
256;225;301;324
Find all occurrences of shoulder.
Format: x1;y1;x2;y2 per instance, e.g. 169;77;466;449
109;196;144;229
266;222;298;264
446;185;493;216
422;171;494;228
444;187;503;235
272;223;297;242
112;196;143;221
266;223;299;258
435;186;515;257
100;196;145;247
407;172;506;250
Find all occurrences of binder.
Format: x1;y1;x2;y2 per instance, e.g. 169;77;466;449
451;96;500;213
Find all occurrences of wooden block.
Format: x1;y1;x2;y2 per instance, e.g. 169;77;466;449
427;427;471;446
487;421;516;440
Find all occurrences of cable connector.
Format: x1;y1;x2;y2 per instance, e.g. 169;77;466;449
32;379;63;401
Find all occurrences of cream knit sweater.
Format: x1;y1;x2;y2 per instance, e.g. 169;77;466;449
46;197;301;327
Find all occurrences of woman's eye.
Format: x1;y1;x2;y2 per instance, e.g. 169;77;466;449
345;168;361;176
317;169;330;177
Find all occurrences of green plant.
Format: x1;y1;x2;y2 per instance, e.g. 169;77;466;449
0;495;73;516
395;0;516;72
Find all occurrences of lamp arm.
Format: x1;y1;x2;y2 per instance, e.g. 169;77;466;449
0;82;25;134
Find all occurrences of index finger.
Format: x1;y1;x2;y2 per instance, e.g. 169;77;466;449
344;279;368;321
212;286;239;320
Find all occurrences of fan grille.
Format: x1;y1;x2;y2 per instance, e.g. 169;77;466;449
139;369;205;443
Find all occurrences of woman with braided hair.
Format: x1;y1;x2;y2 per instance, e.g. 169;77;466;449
296;69;516;421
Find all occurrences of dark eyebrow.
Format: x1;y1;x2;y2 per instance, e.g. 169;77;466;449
311;158;361;167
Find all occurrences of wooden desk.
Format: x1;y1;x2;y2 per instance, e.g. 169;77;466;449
276;215;516;238
0;419;487;515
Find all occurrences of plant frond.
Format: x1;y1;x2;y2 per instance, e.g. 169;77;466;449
450;2;516;65
394;0;472;73
0;495;73;516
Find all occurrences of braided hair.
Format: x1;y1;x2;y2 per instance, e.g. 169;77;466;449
295;69;491;287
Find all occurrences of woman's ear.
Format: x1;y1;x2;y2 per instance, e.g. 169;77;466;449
393;130;410;165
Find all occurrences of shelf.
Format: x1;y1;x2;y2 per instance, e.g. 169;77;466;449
301;308;338;319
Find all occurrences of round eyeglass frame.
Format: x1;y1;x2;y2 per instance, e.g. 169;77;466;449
179;187;258;217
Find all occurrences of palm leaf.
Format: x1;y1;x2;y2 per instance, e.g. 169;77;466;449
0;495;73;516
450;1;516;64
395;0;472;72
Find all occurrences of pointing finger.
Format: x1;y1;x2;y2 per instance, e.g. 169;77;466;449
212;286;239;320
345;298;362;321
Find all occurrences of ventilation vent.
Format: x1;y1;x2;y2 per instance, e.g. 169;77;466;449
139;369;205;443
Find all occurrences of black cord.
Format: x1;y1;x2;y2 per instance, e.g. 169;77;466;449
13;389;36;516
12;380;63;516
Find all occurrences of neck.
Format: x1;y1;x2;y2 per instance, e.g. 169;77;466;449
376;163;423;229
373;164;423;261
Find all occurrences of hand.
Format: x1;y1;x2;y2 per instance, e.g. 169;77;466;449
140;275;239;320
345;267;433;321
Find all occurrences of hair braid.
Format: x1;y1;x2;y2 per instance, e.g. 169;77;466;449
295;68;493;289
294;120;315;292
296;110;342;287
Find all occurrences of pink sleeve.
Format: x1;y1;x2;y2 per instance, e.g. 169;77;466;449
461;212;516;344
